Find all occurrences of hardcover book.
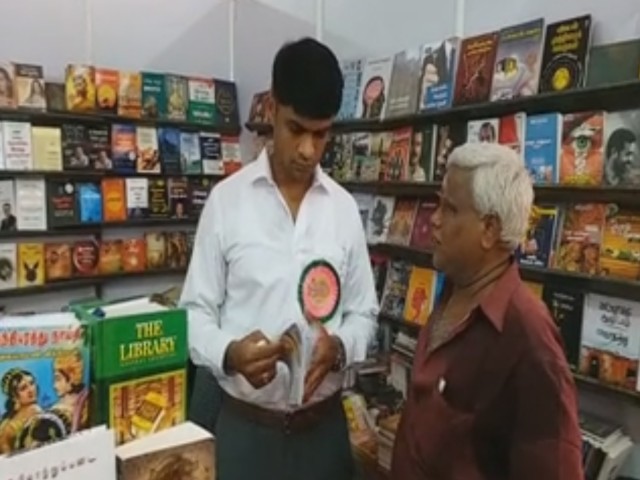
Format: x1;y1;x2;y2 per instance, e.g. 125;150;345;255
385;47;422;119
148;178;170;218
45;242;73;280
453;31;499;106
118;72;142;118
47;180;78;227
99;240;123;275
14;63;46;111
76;182;103;224
187;77;215;124
418;38;459;111
112;124;137;173
213;78;239;126
31;126;63;171
17;242;45;287
559;111;604;185
72;240;99;277
141;72;167;119
356;56;394;120
165;75;188;121
65;64;96;112
95;68;119;114
603;109;640;186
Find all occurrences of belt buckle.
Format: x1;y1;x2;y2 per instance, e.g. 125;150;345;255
283;409;293;435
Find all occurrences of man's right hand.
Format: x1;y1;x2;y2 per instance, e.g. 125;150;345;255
224;331;284;389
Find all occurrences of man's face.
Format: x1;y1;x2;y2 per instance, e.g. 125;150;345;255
431;166;500;277
271;102;332;183
619;141;638;166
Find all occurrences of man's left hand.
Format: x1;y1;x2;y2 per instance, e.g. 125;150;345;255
303;328;340;403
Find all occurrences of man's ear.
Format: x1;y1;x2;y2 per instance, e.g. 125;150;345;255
268;90;276;124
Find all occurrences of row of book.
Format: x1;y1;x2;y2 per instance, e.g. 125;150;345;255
0;230;193;290
0;62;240;126
0;176;212;232
373;249;640;394
0;120;241;175
356;192;640;282
249;16;640;124
0;294;189;457
317;107;640;187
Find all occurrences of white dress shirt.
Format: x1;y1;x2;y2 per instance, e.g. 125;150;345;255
180;149;379;411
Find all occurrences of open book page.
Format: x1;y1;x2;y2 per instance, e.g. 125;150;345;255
280;323;314;406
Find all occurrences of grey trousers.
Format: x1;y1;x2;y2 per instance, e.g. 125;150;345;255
188;367;356;480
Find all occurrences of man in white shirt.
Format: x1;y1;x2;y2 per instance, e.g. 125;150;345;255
180;37;379;480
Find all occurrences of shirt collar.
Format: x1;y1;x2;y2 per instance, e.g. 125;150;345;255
440;258;520;333
477;259;521;332
249;148;330;193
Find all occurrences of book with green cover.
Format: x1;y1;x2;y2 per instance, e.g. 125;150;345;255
72;297;188;446
586;39;640;87
141;72;167;119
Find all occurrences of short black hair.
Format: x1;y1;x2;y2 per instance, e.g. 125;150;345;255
606;128;637;157
272;37;343;120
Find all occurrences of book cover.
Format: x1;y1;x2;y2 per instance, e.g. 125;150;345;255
385;47;422;119
145;232;167;270
165;75;188;121
180;131;202;174
368;132;391;181
222;136;242;175
168;177;189;219
524;113;562;183
118;72;142;118
542;286;584;370
122;238;147;273
45;242;72;280
188;177;213;218
136;126;160;174
95;68;119;114
409;200;437;250
101;178;127;222
31;126;63;171
517;204;559;268
555;203;606;275
0;179;16;232
112;124;137;173
14;63;46;111
403;266;437;325
187;77;215;124
498;112;526;158
99;239;123;275
539;15;592;93
384;127;412;181
349;133;373;182
213;79;239;126
600;204;640;280
125;178;150;219
586;39;640;88
559;111;604;185
409;126;433;182
380;260;412;319
431;121;467;181
158;127;181;174
62;123;90;170
148;178;170;218
0;317;90;454
247;91;271;124
366;195;396;244
337;58;363;120
352;193;374;232
166;232;189;269
0;62;15;108
116;422;215;480
87;124;112;170
0;242;17;290
76;182;103;224
453;31;499;106
386;198;418;246
65;64;96;112
141;72;167;119
15;178;46;230
45;82;65;111
47;180;78;227
490;18;545;100
580;293;640;391
72;240;99;276
2;121;33;170
418;38;459;111
603;109;640;186
17;242;44;287
467;118;500;143
356;56;394;120
331;133;353;182
200;131;222;174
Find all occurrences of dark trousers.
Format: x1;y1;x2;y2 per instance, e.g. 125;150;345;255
216;393;355;480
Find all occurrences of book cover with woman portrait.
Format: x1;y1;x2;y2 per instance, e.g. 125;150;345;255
0;317;90;454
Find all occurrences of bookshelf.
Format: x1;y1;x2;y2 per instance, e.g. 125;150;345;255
246;80;640;135
0;103;240;305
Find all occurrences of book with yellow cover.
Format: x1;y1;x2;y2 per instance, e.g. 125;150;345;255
65;64;96;112
17;242;44;287
45;242;72;280
31;126;63;171
600;205;640;281
118;72;142;118
403;266;437;325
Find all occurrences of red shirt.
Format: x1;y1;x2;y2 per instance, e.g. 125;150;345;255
391;263;584;480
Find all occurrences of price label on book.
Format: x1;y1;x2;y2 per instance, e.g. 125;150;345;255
298;259;341;324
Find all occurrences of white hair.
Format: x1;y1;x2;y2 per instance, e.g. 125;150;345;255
447;142;533;250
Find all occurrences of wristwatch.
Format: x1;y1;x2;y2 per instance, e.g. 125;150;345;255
331;335;346;372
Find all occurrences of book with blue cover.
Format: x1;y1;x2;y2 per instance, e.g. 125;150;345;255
524;113;562;184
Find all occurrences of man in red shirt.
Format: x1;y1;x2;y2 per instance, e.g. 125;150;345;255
391;142;584;480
